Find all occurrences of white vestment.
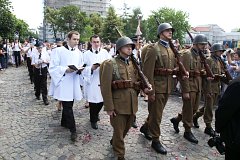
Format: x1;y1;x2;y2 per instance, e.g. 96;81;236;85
82;48;111;103
48;46;84;101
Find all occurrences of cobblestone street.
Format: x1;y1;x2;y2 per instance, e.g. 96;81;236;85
0;66;224;160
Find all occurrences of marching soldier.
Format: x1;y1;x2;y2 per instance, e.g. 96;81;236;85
82;35;111;129
193;43;227;136
170;34;209;144
100;37;152;160
31;41;50;105
140;23;179;154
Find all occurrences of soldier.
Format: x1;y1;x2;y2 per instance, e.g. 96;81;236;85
31;41;50;105
193;43;226;136
100;37;152;160
139;23;179;154
170;34;209;144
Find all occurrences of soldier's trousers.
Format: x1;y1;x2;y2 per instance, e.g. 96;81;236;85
34;67;48;101
143;93;169;142
181;91;201;132
26;57;34;83
110;114;134;158
194;93;218;127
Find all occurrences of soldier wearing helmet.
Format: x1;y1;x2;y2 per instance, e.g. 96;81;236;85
139;22;177;154
170;34;208;144
193;43;227;137
100;36;152;160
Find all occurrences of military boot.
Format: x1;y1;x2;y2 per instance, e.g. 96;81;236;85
151;141;167;154
140;125;152;140
193;116;199;128
170;118;180;133
184;131;198;144
204;127;215;136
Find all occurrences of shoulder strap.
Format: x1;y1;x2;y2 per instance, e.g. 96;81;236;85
111;58;121;80
154;42;164;68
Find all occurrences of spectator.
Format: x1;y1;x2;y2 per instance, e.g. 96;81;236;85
216;76;240;160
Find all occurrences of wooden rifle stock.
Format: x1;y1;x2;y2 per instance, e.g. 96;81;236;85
218;56;233;82
131;54;151;89
198;51;214;78
115;26;151;89
169;41;188;77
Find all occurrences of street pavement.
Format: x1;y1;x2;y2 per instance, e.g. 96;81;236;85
0;66;224;160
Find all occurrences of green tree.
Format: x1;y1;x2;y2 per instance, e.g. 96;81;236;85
101;7;123;43
146;7;190;43
14;18;30;40
44;7;61;40
58;5;88;35
123;8;147;39
81;25;94;42
0;0;14;39
89;13;103;35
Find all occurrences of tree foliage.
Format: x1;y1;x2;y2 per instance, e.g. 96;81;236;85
89;13;103;35
146;7;190;43
101;7;123;43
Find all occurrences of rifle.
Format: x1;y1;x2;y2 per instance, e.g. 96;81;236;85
114;26;152;89
154;16;188;77
218;54;233;83
185;28;214;78
208;41;233;82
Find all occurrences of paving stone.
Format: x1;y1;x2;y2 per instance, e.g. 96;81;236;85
0;66;225;160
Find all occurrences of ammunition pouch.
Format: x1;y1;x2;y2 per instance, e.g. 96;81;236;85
154;68;179;76
112;80;141;91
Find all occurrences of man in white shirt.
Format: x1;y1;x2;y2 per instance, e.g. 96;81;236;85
48;31;85;141
31;42;50;105
12;39;22;67
23;40;35;84
82;35;112;129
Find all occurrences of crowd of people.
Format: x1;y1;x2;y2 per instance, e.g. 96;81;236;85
0;24;240;160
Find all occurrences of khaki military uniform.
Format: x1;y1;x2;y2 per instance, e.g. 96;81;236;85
178;48;203;132
194;54;223;127
142;42;176;142
100;54;141;158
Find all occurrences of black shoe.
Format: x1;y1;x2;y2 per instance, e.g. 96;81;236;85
184;132;198;144
117;157;125;160
70;132;77;142
140;125;152;140
170;118;180;133
110;139;112;145
151;141;167;154
193;116;199;128
36;96;40;100
44;100;49;105
132;121;138;128
91;122;98;129
204;127;215;136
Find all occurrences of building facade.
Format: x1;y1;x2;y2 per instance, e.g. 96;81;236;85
41;0;111;41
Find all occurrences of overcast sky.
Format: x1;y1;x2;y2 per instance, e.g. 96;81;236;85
10;0;240;32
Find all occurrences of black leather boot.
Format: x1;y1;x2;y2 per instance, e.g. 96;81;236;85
151;141;167;154
170;118;180;133
184;131;198;144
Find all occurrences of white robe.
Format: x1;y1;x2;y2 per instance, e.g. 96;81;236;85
82;48;112;103
48;46;84;101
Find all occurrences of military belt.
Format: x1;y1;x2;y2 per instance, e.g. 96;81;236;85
154;68;179;76
112;80;141;90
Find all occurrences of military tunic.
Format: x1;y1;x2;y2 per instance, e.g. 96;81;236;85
179;48;203;131
100;54;141;158
142;41;176;142
194;54;223;127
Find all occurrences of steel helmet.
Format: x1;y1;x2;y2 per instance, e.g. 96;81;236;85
193;34;208;44
116;37;135;51
211;43;226;53
157;23;175;36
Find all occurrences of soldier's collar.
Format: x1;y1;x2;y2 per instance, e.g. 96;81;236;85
117;54;130;65
159;39;169;48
